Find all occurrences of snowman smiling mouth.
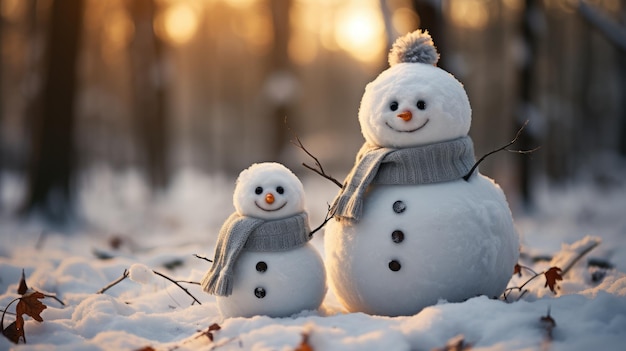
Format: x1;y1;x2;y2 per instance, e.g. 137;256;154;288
255;201;287;212
386;118;429;133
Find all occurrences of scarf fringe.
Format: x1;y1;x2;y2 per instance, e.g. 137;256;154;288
201;270;233;296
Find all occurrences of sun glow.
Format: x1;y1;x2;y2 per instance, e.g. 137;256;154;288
448;0;489;30
334;2;386;63
155;2;199;45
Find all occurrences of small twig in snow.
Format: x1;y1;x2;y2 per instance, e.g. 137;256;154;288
463;120;541;181
35;230;47;250
561;240;600;277
41;293;65;306
97;269;129;294
152;270;202;305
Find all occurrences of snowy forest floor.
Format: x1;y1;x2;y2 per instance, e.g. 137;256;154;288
1;166;625;350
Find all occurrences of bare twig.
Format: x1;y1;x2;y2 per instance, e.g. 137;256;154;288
194;254;213;263
41;293;65;306
502;268;544;302
286;119;343;188
463;120;541;181
561;240;600;277
309;204;335;237
97;269;129;294
35;230;47;250
152;270;202;305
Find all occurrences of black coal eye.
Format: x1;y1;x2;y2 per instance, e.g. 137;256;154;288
389;101;398;111
416;100;426;110
255;187;263;195
276;186;284;195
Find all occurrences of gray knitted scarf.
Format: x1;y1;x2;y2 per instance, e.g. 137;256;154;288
201;212;311;296
331;136;475;222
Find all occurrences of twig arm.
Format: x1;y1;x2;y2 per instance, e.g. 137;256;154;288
463;120;540;181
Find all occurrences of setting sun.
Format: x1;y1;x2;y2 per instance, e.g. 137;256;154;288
155;2;199;45
334;2;386;63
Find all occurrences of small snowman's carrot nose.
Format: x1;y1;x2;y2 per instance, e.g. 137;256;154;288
265;193;275;204
397;111;412;121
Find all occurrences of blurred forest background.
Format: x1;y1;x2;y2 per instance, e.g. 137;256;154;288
0;0;624;225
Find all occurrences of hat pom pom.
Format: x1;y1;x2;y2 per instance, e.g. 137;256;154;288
388;30;439;66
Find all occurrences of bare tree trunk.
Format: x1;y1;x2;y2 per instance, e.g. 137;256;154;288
22;0;84;225
0;0;4;207
577;1;626;156
266;0;293;159
129;0;169;190
411;0;446;70
515;0;540;206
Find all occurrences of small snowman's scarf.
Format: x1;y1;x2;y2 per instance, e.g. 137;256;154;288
331;136;475;222
201;212;311;296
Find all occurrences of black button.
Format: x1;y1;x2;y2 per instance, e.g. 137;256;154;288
392;201;406;214
256;261;267;273
389;260;401;272
391;230;404;243
254;287;266;298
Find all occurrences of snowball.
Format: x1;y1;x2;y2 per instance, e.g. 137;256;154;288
128;263;155;285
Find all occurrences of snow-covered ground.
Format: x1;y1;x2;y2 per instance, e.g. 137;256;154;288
1;166;625;350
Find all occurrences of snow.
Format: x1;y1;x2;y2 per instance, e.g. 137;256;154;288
128;264;155;285
1;168;626;350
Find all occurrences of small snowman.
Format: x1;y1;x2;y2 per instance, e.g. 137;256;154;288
324;30;519;316
201;162;326;318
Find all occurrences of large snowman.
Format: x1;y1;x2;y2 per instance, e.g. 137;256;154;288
201;162;326;318
325;30;519;316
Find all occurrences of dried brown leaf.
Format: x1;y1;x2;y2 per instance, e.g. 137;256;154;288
17;269;28;295
134;347;156;351
295;332;314;351
540;308;556;340
15;291;47;329
544;267;563;294
513;264;522;277
2;321;23;344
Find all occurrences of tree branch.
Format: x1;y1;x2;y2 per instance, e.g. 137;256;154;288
577;1;626;52
463;120;541;181
285;118;343;188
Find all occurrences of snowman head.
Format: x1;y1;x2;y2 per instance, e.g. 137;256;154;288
233;162;306;220
358;30;471;148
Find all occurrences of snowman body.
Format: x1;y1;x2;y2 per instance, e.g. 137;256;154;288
325;174;517;316
325;30;519;316
217;244;326;318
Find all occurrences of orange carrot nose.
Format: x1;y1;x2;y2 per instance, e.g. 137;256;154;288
265;193;275;204
397;111;412;121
